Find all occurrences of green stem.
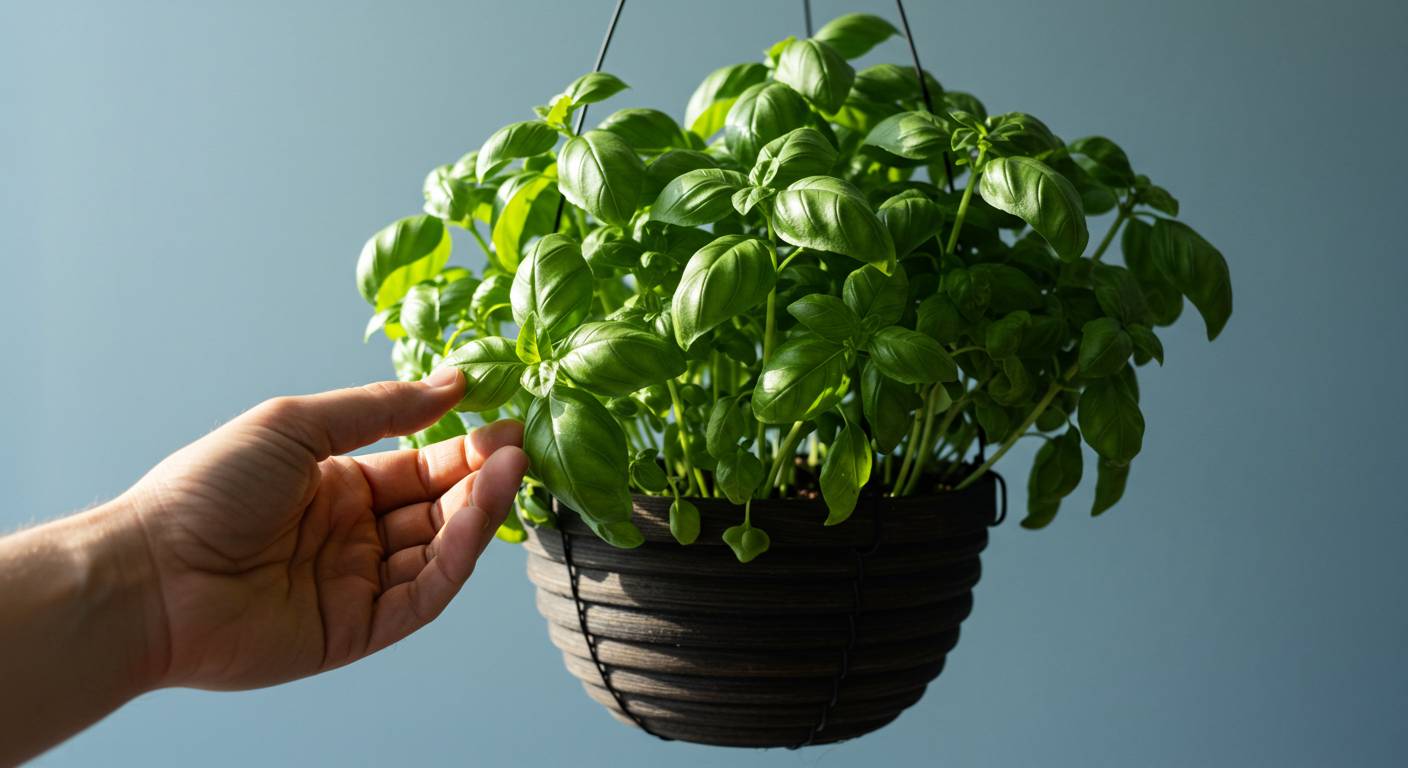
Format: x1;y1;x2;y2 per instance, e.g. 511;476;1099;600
666;380;706;496
891;406;926;495
1090;202;1131;263
955;365;1076;490
902;387;963;496
755;216;781;475
765;421;808;491
944;146;988;256
467;224;493;261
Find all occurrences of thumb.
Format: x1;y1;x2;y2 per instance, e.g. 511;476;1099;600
248;368;465;459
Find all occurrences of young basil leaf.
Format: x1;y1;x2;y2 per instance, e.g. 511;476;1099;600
399;283;442;344
821;421;874;526
978;156;1089;261
1078;317;1133;378
408;410;468;450
1078;377;1145;464
581;225;644;273
1121;218;1184;326
423;157;494;227
1138;182;1180;216
1127;324;1164;365
813;12;898;59
644;149;718;201
985;310;1031;359
942;266;991;322
1091;263;1152;326
749;127;838;189
722;522;771;563
557;129;646;228
985;112;1062;158
669;498;701;545
1150;218;1233;340
1069;136;1135;187
878;190;943;258
598;108;689;154
491;172;559;272
470;272;513;324
973;395;1012;442
495;504;528;543
774;38;855;113
772;176;896;273
916;293;967;343
557;321;687;396
672;235;777;348
1024;427;1084;528
861;361;922;453
731;185;776;216
440;337;526;412
867;326;957;384
716;448;765;504
862;111;948;161
651;168;748;227
510;234;593;339
989;358;1033;406
515;313;544;364
752;335;851;423
787;295;862;344
524;387;634;529
629;456;669;493
1091;458;1130;516
520;360;558;398
705;395;749;458
357;215;451;310
563;71;629;106
684;62;769;138
842;263;909;327
476;121;559;182
724;81;810;166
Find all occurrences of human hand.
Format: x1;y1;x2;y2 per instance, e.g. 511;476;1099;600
117;368;528;690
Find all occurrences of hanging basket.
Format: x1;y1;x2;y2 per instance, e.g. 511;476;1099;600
522;473;1000;748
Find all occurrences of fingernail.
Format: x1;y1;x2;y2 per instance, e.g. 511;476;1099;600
423;367;461;389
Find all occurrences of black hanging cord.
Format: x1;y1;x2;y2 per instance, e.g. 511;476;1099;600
893;0;955;193
553;0;628;231
803;0;814;37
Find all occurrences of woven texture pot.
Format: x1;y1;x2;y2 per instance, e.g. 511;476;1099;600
522;473;1000;748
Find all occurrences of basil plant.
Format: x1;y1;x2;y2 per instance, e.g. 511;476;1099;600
355;13;1232;562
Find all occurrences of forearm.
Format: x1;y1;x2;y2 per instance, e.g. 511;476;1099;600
0;499;167;765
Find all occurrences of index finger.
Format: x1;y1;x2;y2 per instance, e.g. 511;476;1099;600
352;419;524;513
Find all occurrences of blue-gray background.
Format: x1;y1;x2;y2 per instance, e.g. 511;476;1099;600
3;0;1405;765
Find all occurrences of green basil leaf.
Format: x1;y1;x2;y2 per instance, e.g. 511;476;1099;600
557;321;687;396
985;112;1062;158
520;359;558;398
843;263;908;326
1091;458;1130;517
787;295;861;344
1121;218;1184;326
1092;263;1152;326
1150;218;1233;340
772;176;895;273
989;358;1033;406
813;13;898;59
942;266;991;322
357;215;451;310
724;81;810;166
400;283;442;344
969;263;1044;314
978;156;1089;261
491;172;560;272
598;108;689;153
423;157;493;226
774;38;855;113
752;335;851;423
821;421;874;525
581;225;645;273
852;63;941;104
985;310;1031;359
916;293;967;343
476;121;559;182
1078;377;1145;464
716;448;765;504
722;522;771;563
524;387;633;528
705;395;750;458
471;273;513;324
510;234;593;338
441;337;525;412
1139;183;1180;216
1069;136;1135;187
731;185;776;216
630;456;668;493
651;168;748;226
861;361;922;453
749;127;838;189
644;149;718;201
408;410;468;450
684;62;769;138
669;498;701;545
1024;427;1084;529
1127;324;1164;365
672;235;777;348
867;326;957;384
557;129;646;228
564;71;629;106
878;190;943;258
862;110;948;161
1078;317;1133;378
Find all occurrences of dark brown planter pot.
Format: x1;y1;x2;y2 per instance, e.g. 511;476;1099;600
522;473;1001;749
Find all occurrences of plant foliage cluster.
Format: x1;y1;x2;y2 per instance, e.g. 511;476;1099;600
355;13;1232;561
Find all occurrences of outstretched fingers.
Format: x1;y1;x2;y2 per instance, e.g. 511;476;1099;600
365;446;529;653
357;419;524;514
